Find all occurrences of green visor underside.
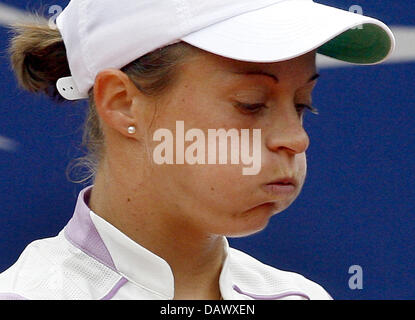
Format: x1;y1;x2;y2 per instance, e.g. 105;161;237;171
317;24;392;64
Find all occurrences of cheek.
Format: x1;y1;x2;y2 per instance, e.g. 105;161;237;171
150;94;254;202
172;163;250;208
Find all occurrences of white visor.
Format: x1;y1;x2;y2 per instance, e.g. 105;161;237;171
55;0;395;101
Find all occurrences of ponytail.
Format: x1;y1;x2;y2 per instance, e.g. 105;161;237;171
7;19;70;102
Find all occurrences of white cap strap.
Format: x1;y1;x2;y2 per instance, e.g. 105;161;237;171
56;76;88;101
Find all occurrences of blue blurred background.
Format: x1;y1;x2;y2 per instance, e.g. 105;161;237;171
0;0;414;299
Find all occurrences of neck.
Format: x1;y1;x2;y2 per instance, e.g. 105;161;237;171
88;164;226;300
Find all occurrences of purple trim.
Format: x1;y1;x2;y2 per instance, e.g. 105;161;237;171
101;277;128;300
0;293;28;300
64;185;117;271
233;284;310;300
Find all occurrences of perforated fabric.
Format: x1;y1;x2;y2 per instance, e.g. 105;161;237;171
228;248;332;300
0;232;332;300
0;230;122;300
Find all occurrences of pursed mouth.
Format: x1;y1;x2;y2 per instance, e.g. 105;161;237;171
266;176;297;187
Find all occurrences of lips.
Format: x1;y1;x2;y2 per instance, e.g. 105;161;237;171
262;176;297;196
267;177;296;186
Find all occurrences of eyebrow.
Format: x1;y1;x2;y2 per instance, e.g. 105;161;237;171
233;70;320;84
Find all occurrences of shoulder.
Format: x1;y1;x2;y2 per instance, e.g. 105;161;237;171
0;230;121;300
228;247;333;300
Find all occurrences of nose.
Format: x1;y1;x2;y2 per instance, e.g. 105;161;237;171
265;104;310;155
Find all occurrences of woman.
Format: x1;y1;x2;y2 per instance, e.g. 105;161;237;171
0;0;395;300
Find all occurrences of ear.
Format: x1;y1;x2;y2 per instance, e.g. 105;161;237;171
93;69;141;139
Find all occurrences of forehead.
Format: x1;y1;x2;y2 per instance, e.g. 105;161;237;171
186;49;317;80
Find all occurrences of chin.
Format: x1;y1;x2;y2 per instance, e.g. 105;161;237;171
224;202;282;238
225;219;271;238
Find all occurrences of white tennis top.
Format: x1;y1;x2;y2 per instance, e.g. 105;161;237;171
0;186;332;300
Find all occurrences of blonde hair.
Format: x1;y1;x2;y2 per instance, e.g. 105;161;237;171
7;18;197;185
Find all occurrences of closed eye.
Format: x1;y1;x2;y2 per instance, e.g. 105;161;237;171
233;102;268;114
234;102;319;116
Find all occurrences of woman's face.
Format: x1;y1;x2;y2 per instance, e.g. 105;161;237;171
133;49;318;237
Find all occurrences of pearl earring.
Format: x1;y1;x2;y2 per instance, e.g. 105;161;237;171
127;126;136;134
